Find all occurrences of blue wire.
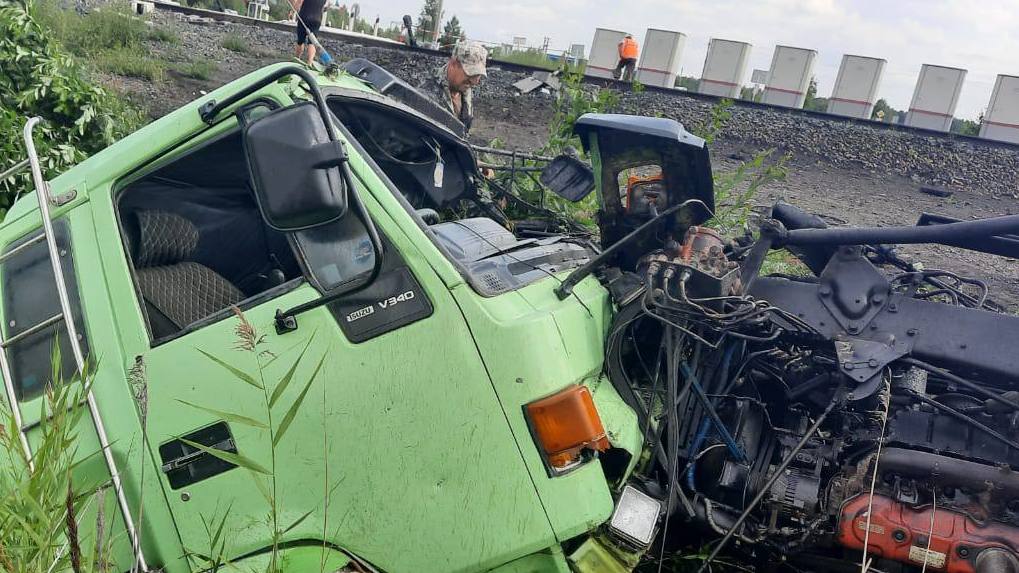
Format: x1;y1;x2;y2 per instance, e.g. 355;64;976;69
681;361;747;463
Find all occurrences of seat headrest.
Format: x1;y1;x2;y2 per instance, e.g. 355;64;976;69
135;211;199;267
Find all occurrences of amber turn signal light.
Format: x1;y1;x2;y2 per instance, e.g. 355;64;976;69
525;384;610;473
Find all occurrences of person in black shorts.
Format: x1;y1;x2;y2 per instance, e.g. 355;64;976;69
290;0;327;65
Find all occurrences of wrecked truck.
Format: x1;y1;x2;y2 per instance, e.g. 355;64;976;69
4;60;1019;573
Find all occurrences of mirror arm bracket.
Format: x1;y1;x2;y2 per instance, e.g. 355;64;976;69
310;140;349;169
273;240;382;336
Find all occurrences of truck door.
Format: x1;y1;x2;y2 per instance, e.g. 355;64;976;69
97;122;554;572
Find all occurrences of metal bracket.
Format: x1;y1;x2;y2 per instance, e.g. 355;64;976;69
818;245;891;334
274;309;298;335
834;335;911;399
49;186;77;206
198;99;218;124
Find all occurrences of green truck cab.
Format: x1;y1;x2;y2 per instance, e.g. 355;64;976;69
0;61;713;572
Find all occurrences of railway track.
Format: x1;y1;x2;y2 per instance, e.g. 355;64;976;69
150;1;1018;151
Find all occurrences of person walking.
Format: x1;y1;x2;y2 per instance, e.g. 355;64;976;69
418;41;488;134
290;0;328;65
614;33;639;82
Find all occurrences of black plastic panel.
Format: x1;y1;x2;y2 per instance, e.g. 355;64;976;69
329;266;433;343
159;422;238;489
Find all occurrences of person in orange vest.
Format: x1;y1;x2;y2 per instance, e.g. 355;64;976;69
614;33;639;81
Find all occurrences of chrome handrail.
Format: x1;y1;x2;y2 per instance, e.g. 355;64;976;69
20;118;149;572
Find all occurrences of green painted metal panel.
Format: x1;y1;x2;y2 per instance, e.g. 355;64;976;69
449;272;642;541
92;164;556;570
0;63;646;572
487;546;571;573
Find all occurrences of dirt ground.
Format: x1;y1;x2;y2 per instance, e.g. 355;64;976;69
108;16;1019;311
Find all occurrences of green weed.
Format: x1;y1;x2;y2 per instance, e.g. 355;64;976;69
221;33;250;54
489;47;586;74
0;352;118;572
148;26;179;44
181;310;330;572
97;47;166;81
34;1;148;56
176;60;218;81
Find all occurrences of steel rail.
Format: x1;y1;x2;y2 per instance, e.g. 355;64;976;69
148;1;1019;152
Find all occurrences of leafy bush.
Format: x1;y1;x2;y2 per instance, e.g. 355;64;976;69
0;0;144;215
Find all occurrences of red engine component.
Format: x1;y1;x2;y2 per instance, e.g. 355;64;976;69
837;494;1019;573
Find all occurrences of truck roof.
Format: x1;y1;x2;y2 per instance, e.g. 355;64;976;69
4;63;374;227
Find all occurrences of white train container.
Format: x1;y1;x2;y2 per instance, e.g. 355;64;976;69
586;28;628;80
698;39;751;98
761;45;817;108
827;55;886;119
905;65;967;132
636;29;686;88
979;75;1019;144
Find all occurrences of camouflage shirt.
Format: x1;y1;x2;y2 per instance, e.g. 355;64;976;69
419;63;474;134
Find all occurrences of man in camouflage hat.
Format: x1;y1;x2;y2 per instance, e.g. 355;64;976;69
420;41;488;134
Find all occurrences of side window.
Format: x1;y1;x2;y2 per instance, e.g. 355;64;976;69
1;221;89;401
117;129;304;343
617;164;665;216
293;214;375;292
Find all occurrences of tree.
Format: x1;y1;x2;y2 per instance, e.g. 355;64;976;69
952;113;982;136
675;76;698;92
802;77;828;112
417;0;443;42
439;15;462;50
871;98;898;122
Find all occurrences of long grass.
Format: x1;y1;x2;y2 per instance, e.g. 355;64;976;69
33;1;148;57
180;310;331;572
0;354;117;572
96;47;166;81
176;60;218;81
221;33;250;54
33;0;167;83
489;48;586;75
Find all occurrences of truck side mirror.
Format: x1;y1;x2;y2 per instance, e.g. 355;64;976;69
540;154;595;202
243;101;349;232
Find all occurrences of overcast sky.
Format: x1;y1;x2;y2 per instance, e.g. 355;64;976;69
358;0;1017;120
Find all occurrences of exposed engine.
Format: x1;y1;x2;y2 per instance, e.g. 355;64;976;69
604;208;1019;573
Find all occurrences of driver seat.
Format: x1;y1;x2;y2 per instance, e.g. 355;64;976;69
131;210;245;338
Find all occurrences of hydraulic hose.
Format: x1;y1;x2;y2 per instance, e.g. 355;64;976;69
902;357;1019;412
555;199;710;299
